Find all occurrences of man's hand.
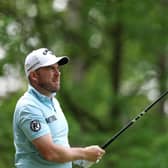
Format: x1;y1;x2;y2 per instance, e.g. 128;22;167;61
75;145;105;168
83;145;105;162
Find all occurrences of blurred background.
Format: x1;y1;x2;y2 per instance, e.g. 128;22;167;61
0;0;168;167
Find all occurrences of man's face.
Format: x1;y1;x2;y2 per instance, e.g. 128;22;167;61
35;63;61;94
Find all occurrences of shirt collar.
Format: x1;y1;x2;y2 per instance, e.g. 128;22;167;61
28;85;56;102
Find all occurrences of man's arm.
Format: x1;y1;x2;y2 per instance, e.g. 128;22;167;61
32;133;105;163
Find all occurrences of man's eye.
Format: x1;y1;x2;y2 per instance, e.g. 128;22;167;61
51;67;59;71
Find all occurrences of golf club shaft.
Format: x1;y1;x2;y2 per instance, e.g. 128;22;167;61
101;90;168;149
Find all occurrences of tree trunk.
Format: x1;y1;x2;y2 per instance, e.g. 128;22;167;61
110;22;123;122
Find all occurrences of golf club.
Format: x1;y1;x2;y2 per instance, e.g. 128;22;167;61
101;90;168;149
81;90;168;168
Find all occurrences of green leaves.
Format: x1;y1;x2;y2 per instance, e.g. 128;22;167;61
0;0;168;167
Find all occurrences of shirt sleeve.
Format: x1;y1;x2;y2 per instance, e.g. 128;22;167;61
18;105;50;141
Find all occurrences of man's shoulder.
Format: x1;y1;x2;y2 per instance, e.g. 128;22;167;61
15;91;42;112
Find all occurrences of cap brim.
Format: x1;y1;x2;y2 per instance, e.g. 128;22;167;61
39;56;69;68
57;56;69;66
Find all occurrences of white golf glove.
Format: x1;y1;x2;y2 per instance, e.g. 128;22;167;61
74;159;100;168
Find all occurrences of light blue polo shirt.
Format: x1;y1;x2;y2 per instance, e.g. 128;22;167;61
13;85;72;168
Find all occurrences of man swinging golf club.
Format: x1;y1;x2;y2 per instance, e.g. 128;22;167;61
13;48;168;168
13;48;105;168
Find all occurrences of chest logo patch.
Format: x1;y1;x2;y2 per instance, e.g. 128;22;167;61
30;120;41;132
45;115;57;123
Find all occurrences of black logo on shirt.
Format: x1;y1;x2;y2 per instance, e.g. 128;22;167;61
30;120;41;132
45;115;57;123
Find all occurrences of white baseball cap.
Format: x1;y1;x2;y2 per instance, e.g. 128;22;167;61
24;48;69;77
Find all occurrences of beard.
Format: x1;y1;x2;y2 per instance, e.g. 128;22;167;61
38;80;60;93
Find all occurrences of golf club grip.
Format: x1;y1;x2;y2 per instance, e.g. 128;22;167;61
101;90;168;150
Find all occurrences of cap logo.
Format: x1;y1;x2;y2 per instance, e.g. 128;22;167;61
27;61;40;71
43;49;53;55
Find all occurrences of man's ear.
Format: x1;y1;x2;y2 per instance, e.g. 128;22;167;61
29;71;38;83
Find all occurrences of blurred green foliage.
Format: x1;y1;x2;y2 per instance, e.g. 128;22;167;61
0;0;168;168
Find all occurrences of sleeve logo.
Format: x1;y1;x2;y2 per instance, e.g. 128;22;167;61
30;120;41;132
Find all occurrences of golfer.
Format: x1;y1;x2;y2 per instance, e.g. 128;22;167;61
13;48;105;168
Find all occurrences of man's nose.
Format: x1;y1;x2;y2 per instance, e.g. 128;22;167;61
55;69;60;76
